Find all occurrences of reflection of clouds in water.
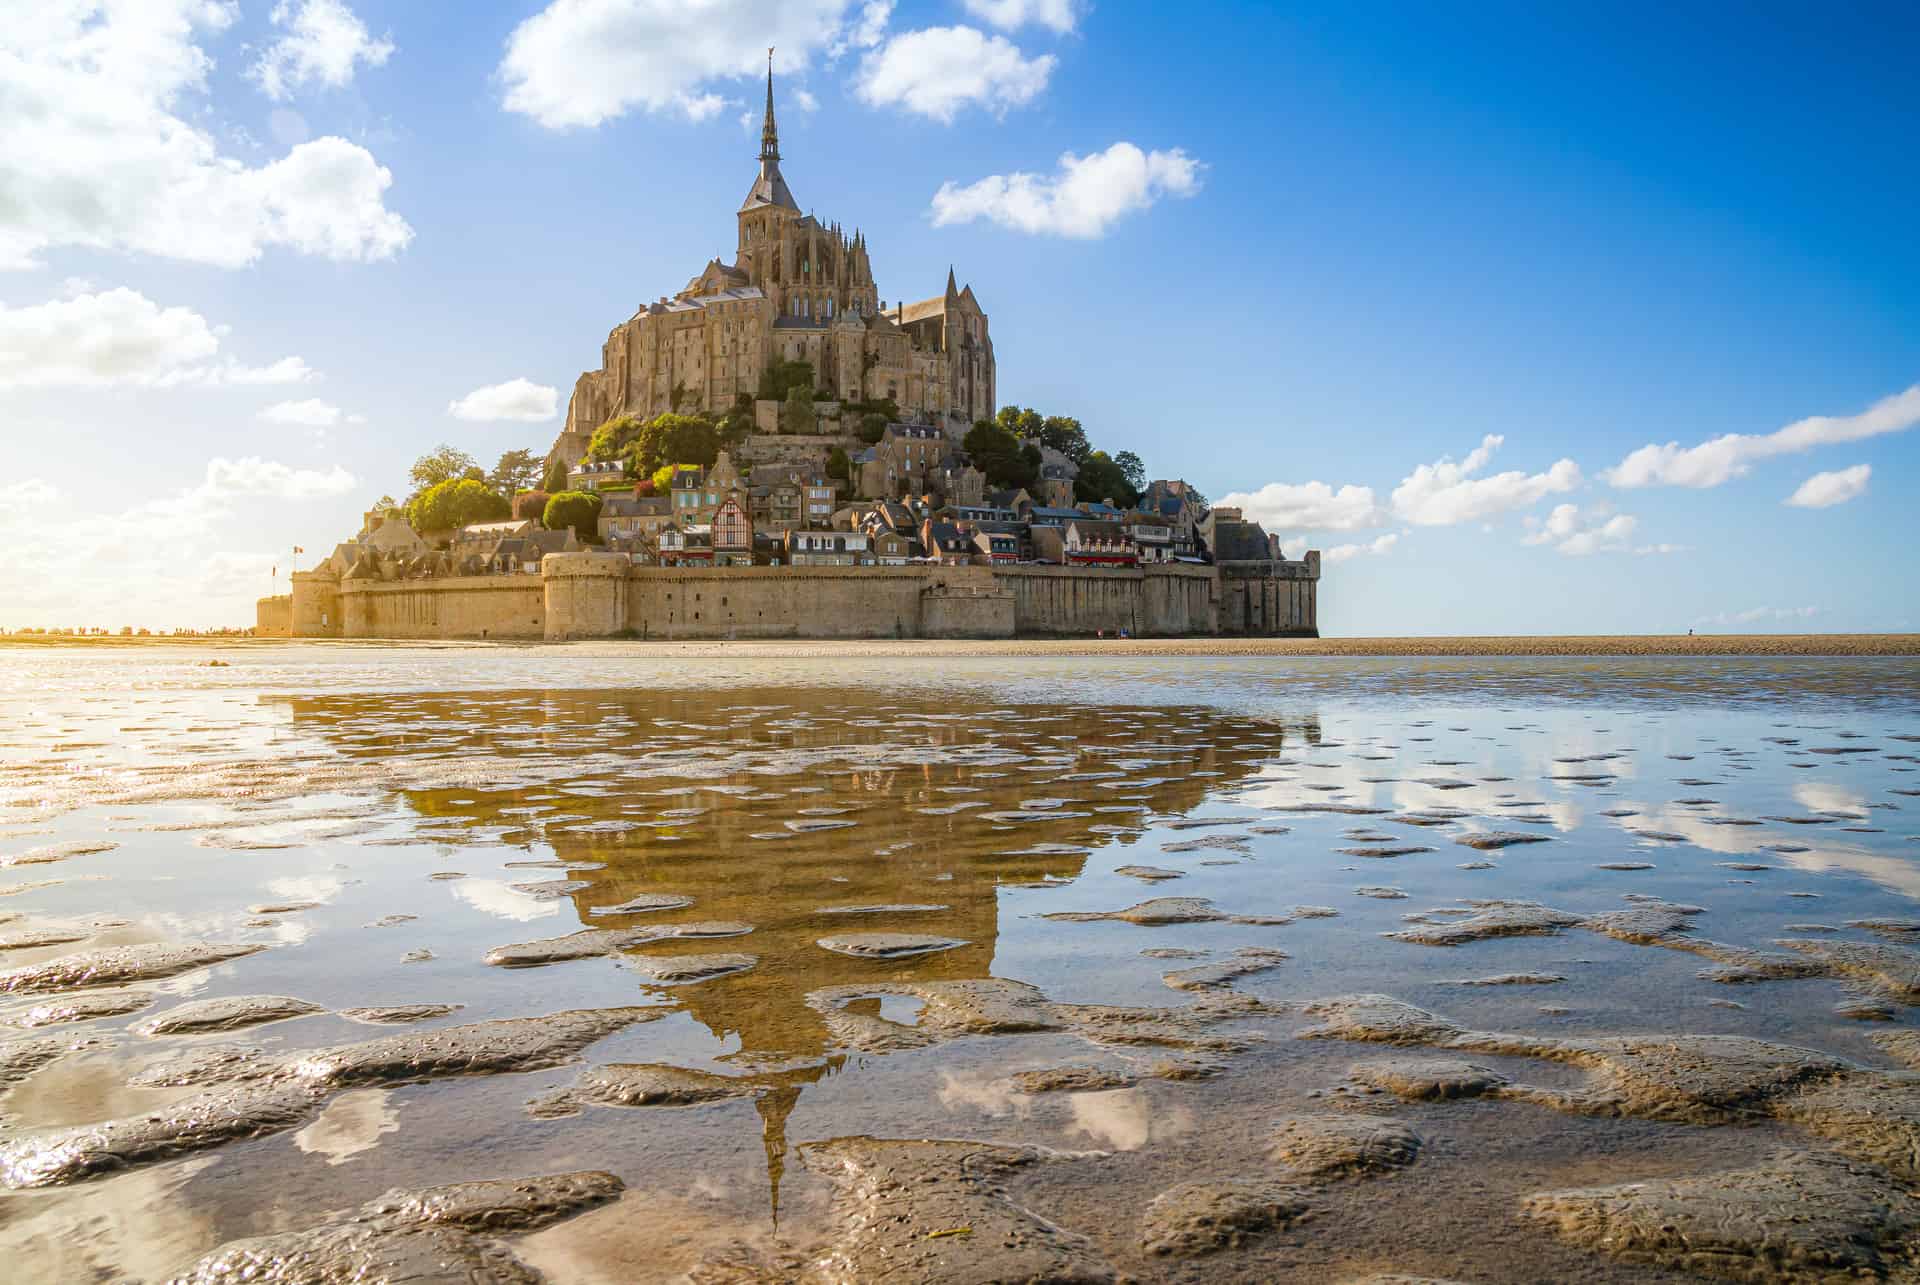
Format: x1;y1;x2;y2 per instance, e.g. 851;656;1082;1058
136;907;311;950
1066;1088;1191;1152
265;874;346;903
936;1070;1032;1120
1615;802;1920;899
450;879;561;922
0;1154;217;1279
294;1088;400;1165
1793;782;1868;816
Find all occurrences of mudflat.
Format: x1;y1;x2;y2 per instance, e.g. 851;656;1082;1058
5;631;1919;655
1;647;1918;1282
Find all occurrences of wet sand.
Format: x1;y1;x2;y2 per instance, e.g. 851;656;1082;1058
5;632;1918;656
0;651;1917;1282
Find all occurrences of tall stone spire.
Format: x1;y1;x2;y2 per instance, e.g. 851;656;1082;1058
740;47;797;213
760;47;780;163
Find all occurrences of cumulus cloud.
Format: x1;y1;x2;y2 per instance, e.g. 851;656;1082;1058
202;457;358;499
1605;384;1920;489
447;378;561;423
0;456;356;628
0;289;313;389
830;0;894;55
249;0;395;100
961;0;1081;34
0;480;60;515
1785;463;1870;509
1324;533;1400;564
1391;434;1580;526
501;0;870;129
1216;479;1385;532
259;398;363;428
1518;503;1676;556
858;26;1054;122
932;142;1202;237
0;2;411;269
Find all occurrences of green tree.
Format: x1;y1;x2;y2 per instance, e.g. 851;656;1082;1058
826;446;851;485
782;383;816;434
757;359;815;402
511;490;550;522
543;491;604;543
488;448;542;496
995;405;1042;440
408;445;482;497
963;419;1038;490
856;412;888;444
587;415;644;463
1114;450;1146;492
1039;415;1091;465
373;494;401;517
541;455;567;494
1073;451;1139;508
656;413;719;468
407;477;510;533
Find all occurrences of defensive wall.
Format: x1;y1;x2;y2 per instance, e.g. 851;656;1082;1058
269;551;1318;641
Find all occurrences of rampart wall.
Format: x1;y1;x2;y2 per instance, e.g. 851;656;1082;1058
282;555;1318;641
340;576;545;640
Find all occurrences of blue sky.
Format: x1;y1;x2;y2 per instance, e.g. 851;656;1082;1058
2;0;1915;633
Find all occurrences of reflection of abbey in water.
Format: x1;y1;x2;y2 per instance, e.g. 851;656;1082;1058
282;687;1320;1214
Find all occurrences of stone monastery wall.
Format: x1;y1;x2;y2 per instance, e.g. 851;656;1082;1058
274;553;1318;641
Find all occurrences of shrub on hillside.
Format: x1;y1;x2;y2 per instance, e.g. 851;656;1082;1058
407;478;510;533
512;490;550;522
543;491;603;543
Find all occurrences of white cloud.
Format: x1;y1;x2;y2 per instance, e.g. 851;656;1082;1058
202;457;357;500
961;0;1081;33
259;398;355;427
858;26;1054;122
1521;502;1681;556
447;378;560;423
1785;463;1870;509
0;289;313;389
0;480;60;515
249;0;394;101
1216;480;1385;532
1694;605;1823;628
793;87;820;112
1606;384;1920;489
1391;434;1580;526
1324;533;1400;564
831;0;894;55
0;456;356;628
932;142;1201;238
500;0;870;129
0;2;412;269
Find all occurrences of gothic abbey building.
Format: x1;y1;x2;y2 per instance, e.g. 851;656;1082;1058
548;66;995;472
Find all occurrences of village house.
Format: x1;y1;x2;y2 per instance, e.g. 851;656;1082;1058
971;527;1020;563
712;494;754;566
1063;518;1139;567
599;493;673;545
451;518;538;563
568;459;628;492
657;522;714;565
920;519;975;566
869;528;919;564
785;529;870;566
1125;515;1175;563
859;422;946;499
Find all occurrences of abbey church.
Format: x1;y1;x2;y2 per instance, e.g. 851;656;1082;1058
549;62;996;468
